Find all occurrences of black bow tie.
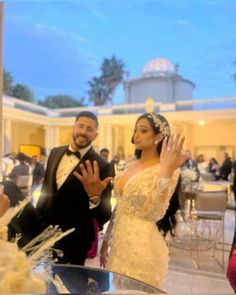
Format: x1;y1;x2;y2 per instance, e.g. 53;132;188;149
66;149;81;159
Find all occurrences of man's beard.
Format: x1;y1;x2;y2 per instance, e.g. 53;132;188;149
73;133;92;149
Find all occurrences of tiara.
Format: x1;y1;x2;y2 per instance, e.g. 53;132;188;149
147;113;171;137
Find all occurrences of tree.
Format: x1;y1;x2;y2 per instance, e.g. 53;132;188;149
12;83;34;102
101;55;125;96
38;95;85;109
87;55;125;106
3;69;14;95
87;77;110;106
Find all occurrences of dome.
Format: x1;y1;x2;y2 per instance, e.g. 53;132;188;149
142;58;176;77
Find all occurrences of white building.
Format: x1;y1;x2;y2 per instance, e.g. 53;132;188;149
124;58;195;106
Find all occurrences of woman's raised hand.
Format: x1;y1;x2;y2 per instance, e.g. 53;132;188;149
160;134;188;176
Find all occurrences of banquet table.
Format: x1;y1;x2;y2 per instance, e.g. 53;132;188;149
47;264;165;294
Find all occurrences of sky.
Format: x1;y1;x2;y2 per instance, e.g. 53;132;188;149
3;0;236;105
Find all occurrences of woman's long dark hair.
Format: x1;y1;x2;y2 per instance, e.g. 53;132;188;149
132;112;180;236
157;175;181;236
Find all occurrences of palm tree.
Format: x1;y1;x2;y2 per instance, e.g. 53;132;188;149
87;77;110;106
87;55;126;106
101;55;125;97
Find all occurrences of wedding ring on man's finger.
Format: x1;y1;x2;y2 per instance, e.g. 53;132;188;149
84;172;89;177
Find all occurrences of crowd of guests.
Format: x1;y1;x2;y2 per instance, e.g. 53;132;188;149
1;152;45;196
181;151;235;185
199;152;234;182
0;112;236;287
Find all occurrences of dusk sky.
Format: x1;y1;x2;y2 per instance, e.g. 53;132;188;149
3;0;236;105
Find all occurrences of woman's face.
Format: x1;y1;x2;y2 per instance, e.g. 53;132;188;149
133;118;157;150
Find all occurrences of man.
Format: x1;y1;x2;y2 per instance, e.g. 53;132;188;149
31;155;45;193
36;111;114;265
8;152;33;196
180;149;200;211
98;148;114;234
8;152;32;182
219;152;233;181
181;149;200;181
100;148;109;161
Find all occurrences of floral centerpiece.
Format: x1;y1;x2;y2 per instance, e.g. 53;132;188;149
181;168;198;183
181;168;199;193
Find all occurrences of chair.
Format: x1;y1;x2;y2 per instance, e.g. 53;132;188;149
15;174;33;197
190;189;227;268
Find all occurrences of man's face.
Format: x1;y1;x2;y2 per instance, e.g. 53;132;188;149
32;156;38;164
101;151;109;160
72;116;98;149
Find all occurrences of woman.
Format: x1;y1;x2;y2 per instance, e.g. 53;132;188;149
207;157;220;181
98;112;187;288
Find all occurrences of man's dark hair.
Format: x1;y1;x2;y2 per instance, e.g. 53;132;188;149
100;148;109;154
75;111;98;128
16;152;26;162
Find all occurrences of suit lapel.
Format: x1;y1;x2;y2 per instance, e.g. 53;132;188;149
50;146;68;192
52;146;68;172
80;147;95;163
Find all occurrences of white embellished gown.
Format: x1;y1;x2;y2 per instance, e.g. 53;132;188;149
105;163;179;288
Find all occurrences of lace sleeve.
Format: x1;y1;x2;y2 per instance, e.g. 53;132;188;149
103;206;116;244
140;169;180;221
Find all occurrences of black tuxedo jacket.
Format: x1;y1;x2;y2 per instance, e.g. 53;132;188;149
36;145;114;264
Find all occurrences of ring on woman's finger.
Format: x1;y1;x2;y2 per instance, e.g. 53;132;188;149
167;147;171;151
84;173;88;177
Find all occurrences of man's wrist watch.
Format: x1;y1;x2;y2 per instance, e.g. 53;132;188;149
89;195;101;205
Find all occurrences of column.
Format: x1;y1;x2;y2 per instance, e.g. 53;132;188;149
43;126;59;156
98;123;105;152
105;124;113;157
3;118;11;154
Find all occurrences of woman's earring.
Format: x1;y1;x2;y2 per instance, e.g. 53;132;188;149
155;139;159;145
